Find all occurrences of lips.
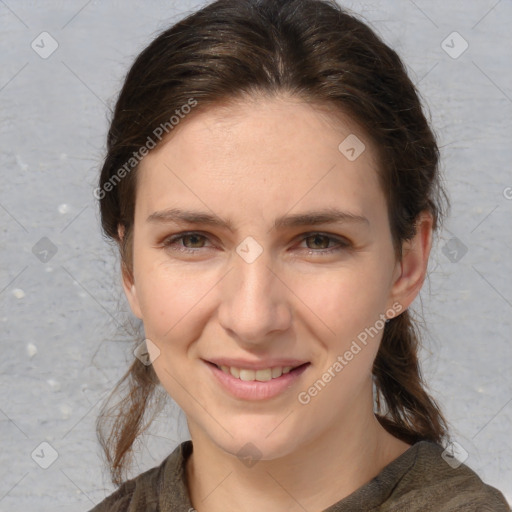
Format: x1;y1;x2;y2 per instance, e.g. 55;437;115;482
204;358;309;383
205;359;311;400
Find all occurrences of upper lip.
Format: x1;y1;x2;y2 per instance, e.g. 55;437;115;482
205;358;309;370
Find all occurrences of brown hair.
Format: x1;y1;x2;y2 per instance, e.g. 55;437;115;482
96;0;449;486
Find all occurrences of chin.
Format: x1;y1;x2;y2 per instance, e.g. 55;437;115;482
206;419;304;464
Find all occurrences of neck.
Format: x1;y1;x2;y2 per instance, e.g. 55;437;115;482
185;389;410;512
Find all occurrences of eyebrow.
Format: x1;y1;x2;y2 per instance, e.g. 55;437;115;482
146;207;369;231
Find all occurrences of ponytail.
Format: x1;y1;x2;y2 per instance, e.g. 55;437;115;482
373;311;448;444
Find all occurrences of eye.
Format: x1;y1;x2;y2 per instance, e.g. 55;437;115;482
162;232;212;254
297;232;351;255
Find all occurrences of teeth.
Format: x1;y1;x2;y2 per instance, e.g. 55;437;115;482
218;364;296;381
271;367;282;378
240;369;256;381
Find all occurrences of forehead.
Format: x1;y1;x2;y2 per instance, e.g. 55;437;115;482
135;95;385;223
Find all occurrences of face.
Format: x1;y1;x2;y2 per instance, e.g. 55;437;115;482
122;95;430;460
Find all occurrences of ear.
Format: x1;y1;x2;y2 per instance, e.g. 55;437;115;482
389;211;433;311
118;224;143;319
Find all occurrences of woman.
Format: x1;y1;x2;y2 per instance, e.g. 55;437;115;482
91;0;510;510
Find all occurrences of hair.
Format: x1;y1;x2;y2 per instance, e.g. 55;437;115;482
96;0;450;486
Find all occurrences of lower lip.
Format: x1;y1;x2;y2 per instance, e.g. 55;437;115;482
205;361;310;400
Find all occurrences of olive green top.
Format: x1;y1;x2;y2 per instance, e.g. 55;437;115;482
90;439;510;511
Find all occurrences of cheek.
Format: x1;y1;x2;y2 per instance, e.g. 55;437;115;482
288;263;392;342
134;266;215;391
136;266;209;337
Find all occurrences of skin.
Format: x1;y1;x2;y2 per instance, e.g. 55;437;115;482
122;94;433;512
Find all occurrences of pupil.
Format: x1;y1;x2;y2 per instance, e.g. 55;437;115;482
186;235;203;247
310;235;328;249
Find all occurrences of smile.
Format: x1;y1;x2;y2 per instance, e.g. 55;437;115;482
205;361;311;400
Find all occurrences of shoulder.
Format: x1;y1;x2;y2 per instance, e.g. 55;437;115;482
88;463;162;512
386;440;511;511
88;478;139;512
88;441;192;512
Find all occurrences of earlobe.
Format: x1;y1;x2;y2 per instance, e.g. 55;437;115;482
122;268;143;319
389;212;433;312
118;224;143;320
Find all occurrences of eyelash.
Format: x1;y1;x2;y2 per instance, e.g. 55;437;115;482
161;231;351;256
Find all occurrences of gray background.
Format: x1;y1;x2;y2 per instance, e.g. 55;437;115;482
0;0;511;510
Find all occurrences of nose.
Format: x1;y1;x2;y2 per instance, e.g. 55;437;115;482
217;249;292;347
